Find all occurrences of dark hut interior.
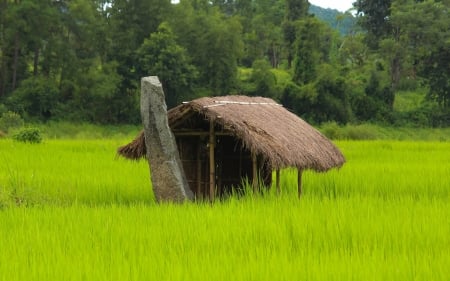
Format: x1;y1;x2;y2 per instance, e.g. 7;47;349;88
172;112;271;200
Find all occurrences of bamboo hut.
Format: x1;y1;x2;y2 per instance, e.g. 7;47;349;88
118;96;345;200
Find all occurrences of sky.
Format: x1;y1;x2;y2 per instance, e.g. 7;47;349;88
309;0;355;12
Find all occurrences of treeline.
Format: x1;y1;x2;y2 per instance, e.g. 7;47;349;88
0;0;449;126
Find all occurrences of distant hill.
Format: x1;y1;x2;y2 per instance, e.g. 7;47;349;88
309;5;357;35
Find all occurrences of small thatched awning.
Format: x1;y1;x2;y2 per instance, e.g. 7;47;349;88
118;96;345;172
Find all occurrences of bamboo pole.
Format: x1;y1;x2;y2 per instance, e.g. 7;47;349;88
252;152;258;193
209;120;215;202
297;169;303;198
276;169;280;195
196;138;202;200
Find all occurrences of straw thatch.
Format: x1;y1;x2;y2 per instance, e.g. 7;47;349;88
118;96;345;172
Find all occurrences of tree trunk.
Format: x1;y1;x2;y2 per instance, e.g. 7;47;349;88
269;43;279;68
0;0;6;97
11;32;19;91
0;59;5;98
390;54;401;93
0;42;6;98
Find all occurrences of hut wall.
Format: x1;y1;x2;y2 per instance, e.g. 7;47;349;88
176;135;271;198
215;136;252;195
176;137;208;198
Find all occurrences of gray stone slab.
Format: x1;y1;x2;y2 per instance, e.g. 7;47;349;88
140;76;193;202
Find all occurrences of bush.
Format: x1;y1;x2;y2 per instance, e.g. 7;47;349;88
6;77;59;121
344;125;377;140
320;122;343;140
0;103;7;116
320;122;378;140
0;111;24;133
12;127;42;143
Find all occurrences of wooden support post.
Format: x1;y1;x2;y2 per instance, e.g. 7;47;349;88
297;169;303;198
252;152;258;193
276;169;280;195
196;138;202;200
209;120;215;202
238;148;243;178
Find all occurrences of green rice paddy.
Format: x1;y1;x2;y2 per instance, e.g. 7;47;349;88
0;139;449;280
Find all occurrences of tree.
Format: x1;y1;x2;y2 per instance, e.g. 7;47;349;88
354;0;392;49
239;0;285;68
170;0;243;96
6;76;59;120
283;0;309;68
422;47;450;108
107;0;171;94
351;62;394;122
293;64;352;124
242;15;283;68
0;0;9;97
338;33;368;67
285;0;309;21
137;22;198;108
390;0;450;107
293;17;333;85
248;59;277;98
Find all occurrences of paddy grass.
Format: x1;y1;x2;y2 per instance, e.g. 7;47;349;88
0;139;449;280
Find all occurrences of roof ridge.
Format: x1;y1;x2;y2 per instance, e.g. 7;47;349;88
202;100;282;108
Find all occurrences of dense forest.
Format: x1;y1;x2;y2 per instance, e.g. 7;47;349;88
0;0;449;126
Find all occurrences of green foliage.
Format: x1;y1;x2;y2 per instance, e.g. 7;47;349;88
348;61;395;123
107;0;172;92
280;81;302;112
423;103;450;128
354;0;392;49
169;1;244;96
393;90;425;113
270;68;291;86
338;33;368;67
7;77;59;121
421;47;450;108
0;0;448;127
390;0;449;100
238;64;286;100
320;122;377;140
12;127;42;143
55;61;138;124
0;104;7;116
0;111;24;133
249;59;277;98
289;64;352;124
285;0;309;21
137;22;198;108
293;17;336;85
365;69;394;108
313;66;352;124
283;0;310;67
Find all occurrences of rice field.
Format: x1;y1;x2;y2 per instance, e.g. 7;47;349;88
0;139;449;280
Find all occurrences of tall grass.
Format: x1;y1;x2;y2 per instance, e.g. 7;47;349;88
0;139;449;280
0;198;448;280
0;139;151;206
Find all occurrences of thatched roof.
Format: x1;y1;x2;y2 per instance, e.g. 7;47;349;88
118;96;345;172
